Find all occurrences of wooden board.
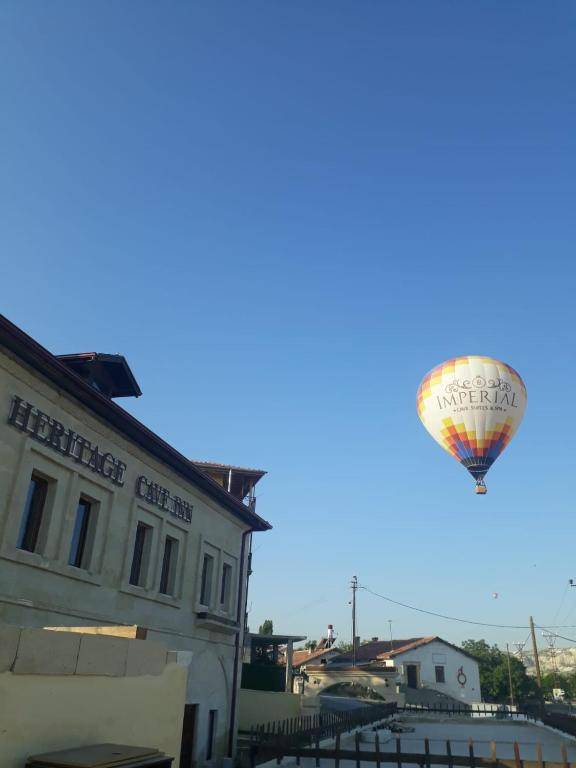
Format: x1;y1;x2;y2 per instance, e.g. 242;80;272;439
27;743;160;767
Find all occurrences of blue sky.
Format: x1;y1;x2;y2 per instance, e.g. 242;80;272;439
1;1;575;651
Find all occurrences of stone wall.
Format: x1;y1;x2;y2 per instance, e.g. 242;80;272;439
238;689;301;730
0;624;187;768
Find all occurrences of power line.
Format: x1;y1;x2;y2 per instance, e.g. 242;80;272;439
360;585;576;630
552;582;571;626
548;632;576;645
560;580;576;626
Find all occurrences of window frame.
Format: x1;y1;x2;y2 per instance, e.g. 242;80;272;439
159;535;179;596
200;552;215;607
129;521;153;587
218;551;238;616
206;709;218;761
219;562;233;611
435;665;446;684
17;473;50;553
68;495;98;569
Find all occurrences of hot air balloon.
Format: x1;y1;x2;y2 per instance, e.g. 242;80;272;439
416;356;527;494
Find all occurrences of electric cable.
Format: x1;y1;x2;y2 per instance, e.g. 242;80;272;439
359;585;576;631
552;581;570;626
546;632;576;645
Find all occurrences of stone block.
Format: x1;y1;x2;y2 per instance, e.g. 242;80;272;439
173;650;194;667
76;634;129;676
13;628;80;675
0;624;21;672
126;639;168;676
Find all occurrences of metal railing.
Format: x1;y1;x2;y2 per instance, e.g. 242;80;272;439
253;732;574;768
241;702;397;766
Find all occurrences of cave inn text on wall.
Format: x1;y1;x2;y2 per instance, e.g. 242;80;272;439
7;395;193;523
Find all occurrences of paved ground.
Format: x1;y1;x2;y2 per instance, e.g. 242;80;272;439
320;695;373;712
269;717;576;768
372;718;576;761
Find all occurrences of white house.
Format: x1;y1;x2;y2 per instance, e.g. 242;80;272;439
331;636;482;704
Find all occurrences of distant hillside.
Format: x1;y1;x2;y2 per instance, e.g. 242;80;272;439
519;647;576;675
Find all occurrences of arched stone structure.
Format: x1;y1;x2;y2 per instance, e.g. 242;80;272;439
185;649;232;764
301;665;404;706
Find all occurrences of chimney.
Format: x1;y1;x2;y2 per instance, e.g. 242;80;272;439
372;637;379;642
327;624;335;647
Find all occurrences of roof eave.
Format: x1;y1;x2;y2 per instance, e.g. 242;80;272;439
0;315;271;532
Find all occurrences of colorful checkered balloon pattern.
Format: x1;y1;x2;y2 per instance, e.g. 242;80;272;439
417;356;527;486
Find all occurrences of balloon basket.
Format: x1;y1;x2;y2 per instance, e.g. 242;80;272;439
475;483;487;495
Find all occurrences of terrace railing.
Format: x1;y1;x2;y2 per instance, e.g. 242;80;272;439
242;702;397;766
253;733;574;768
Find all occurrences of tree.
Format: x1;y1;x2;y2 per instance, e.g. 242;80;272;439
305;640;318;651
258;619;273;635
541;671;576;700
337;641;353;653
461;639;538;704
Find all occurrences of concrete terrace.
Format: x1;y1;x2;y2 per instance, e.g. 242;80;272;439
378;719;576;762
266;716;576;768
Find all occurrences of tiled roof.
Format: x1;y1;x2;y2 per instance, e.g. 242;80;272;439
292;647;339;668
333;636;479;664
192;460;267;476
334;638;428;663
381;637;437;658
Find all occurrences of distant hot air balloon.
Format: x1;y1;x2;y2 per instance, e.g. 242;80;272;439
492;592;499;599
417;356;527;494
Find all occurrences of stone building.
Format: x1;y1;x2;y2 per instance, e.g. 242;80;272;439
0;314;271;766
329;637;482;704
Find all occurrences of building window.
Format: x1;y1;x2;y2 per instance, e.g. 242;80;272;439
159;536;178;595
220;563;232;611
69;498;94;569
17;473;49;553
129;522;152;587
206;709;217;761
435;665;446;683
200;553;214;606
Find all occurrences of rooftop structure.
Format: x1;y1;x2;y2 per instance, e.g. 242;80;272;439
192;460;266;508
57;352;142;399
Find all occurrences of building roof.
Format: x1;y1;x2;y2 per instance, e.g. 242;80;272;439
292;646;340;668
57;352;142;399
334;638;426;663
247;633;307;646
0;314;271;532
333;636;478;664
192;460;267;479
305;663;398;675
382;636;479;662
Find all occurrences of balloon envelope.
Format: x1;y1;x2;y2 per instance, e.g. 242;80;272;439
417;356;527;488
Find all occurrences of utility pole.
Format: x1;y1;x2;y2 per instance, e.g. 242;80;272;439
530;615;544;716
388;619;393;647
543;631;560;691
513;641;526;664
506;644;515;708
351;576;358;668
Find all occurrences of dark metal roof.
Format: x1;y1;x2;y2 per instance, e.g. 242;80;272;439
57;352;142;399
247;633;307;645
0;314;271;532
